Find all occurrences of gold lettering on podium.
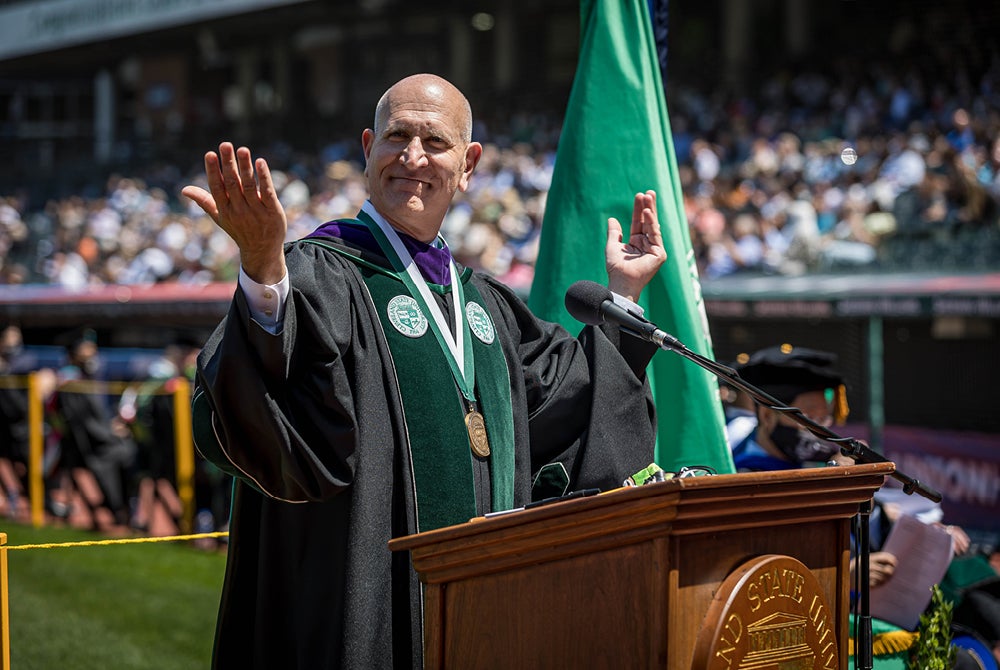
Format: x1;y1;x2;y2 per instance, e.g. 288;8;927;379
693;555;838;670
746;567;807;612
714;613;743;665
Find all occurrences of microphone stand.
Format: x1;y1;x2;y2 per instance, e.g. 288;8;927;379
629;325;942;670
648;334;941;501
856;498;873;670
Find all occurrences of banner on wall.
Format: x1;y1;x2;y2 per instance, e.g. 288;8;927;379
880;426;1000;531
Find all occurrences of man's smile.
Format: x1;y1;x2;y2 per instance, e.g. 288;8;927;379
390;175;431;190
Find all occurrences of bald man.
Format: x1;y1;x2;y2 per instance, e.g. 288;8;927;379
185;74;666;669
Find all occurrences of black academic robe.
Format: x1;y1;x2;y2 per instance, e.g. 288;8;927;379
0;378;29;464
52;373;137;518
194;232;658;669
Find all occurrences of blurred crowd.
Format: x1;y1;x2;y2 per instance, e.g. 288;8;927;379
2;56;1000;296
673;57;1000;278
0;324;229;542
2;45;999;661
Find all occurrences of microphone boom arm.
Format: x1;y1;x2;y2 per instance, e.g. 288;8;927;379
561;278;938;501
654;335;941;502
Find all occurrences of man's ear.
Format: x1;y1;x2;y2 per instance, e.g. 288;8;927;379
458;141;483;192
756;406;779;433
361;129;375;177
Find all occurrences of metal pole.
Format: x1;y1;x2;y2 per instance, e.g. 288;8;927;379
867;316;884;452
27;373;44;528
856;500;873;670
172;378;194;534
1;532;9;670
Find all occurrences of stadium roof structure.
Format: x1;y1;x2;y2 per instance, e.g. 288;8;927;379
702;271;1000;321
2;271;999;330
0;282;236;327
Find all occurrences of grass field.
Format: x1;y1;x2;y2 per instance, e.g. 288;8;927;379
1;522;227;669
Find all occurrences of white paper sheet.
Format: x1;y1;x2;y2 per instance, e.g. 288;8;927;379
869;513;954;630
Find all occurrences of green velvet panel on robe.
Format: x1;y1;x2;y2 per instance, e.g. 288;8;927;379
305;239;515;532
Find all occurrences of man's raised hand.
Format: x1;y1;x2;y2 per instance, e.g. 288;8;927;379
181;142;288;284
606;190;667;302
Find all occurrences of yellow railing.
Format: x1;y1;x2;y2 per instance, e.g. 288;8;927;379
0;534;7;670
26;375;43;530
2;372;196;533
0;530;228;669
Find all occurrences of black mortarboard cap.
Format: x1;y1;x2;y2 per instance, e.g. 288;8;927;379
735;343;849;422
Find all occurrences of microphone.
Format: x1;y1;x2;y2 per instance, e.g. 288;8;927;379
564;280;680;350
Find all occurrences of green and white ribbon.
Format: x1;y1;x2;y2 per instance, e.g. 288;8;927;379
358;202;477;404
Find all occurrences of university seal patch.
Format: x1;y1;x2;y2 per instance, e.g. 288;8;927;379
387;295;428;338
465;301;495;344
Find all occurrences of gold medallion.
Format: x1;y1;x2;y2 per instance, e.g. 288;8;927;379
465;410;490;457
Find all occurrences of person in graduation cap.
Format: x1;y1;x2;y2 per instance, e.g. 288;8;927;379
725;343;906;585
727;343;984;664
726;343;917;667
725;343;850;473
728;342;972;550
49;329;138;527
182;73;665;669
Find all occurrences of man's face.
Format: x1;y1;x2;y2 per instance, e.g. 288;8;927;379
0;326;21;359
757;389;837;464
361;80;481;242
72;341;99;377
779;390;832;428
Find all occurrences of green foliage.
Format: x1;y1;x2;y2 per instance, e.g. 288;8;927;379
2;522;226;670
909;584;957;670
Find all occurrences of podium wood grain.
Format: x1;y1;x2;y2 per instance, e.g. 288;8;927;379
391;463;893;669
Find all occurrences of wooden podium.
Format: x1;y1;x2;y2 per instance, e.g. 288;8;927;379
390;463;893;669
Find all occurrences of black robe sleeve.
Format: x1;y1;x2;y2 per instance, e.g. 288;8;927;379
194;243;397;502
473;274;658;498
192;240;660;670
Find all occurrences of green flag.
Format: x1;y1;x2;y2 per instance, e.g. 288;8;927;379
528;0;734;474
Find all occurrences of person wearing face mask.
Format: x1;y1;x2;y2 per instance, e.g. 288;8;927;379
49;330;138;527
725;344;910;667
726;343;969;556
723;344;907;588
725;343;990;667
725;343;848;472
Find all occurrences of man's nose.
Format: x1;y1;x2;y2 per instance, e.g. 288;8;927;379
805;412;833;427
400;138;428;168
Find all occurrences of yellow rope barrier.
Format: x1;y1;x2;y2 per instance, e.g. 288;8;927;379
2;531;229;551
0;372;217;669
0;374;182;395
0;530;229;669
